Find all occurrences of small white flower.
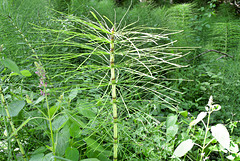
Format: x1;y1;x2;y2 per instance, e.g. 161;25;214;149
207;95;213;107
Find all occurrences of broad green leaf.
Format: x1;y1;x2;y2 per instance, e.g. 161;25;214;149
69;122;81;137
80;159;100;161
56;127;70;156
65;147;79;161
77;106;96;118
68;88;78;101
0;58;20;74
21;70;32;77
0;100;25;117
196;112;207;121
190;112;207;126
167;125;178;140
10;100;25;116
50;105;60;118
166;114;178;128
211;124;230;150
179;111;188;117
172;139;194;158
29;153;44;161
32;146;47;155
42;153;54;161
52;115;68;131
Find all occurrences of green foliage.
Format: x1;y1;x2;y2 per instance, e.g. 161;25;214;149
167;3;196;46
1;0;240;160
173;96;240;160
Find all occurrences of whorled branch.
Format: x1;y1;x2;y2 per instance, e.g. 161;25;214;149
110;27;118;161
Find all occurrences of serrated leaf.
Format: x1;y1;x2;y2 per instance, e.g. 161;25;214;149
172;139;194;158
21;70;32;77
211;124;230;150
0;58;20;74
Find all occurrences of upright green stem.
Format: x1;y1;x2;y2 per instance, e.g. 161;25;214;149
43;80;56;158
110;27;118;161
34;61;55;158
200;112;211;161
0;86;27;161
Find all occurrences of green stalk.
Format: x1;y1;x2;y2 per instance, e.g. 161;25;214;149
110;27;118;161
200;112;211;161
0;85;27;161
43;82;56;157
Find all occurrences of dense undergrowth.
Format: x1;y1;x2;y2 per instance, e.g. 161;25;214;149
1;0;240;160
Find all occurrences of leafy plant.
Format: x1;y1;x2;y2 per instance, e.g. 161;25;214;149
172;96;238;160
0;46;33;160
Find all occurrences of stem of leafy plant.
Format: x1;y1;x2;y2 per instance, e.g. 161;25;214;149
0;85;27;161
110;26;118;161
200;111;212;161
41;75;56;160
35;61;56;159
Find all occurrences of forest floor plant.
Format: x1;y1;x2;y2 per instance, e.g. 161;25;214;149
172;96;240;160
0;46;27;161
32;7;190;160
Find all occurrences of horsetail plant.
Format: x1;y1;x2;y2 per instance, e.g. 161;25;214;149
33;8;189;160
110;26;118;161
